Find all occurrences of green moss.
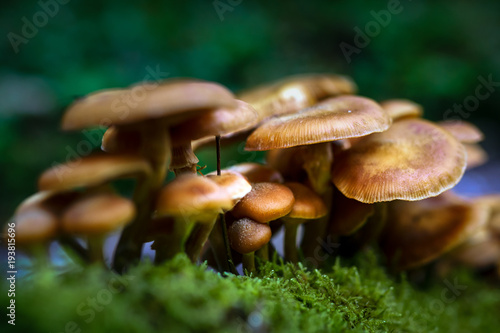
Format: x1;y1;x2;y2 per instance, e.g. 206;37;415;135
3;253;499;332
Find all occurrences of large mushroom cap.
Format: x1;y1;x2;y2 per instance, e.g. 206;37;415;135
156;174;233;221
231;182;295;223
228;217;272;254
438;120;484;144
62;193;136;235
245;96;391;151
284;182;327;220
62;80;237;130
170;100;259;143
381;192;489;270
332;118;467;203
380;99;423;121
38;154;152;192
238;74;357;120
227;163;284;183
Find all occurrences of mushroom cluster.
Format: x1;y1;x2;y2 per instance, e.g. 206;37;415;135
6;74;500;278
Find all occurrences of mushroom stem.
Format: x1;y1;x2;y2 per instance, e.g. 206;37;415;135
284;223;300;263
185;216;218;263
209;214;237;274
155;217;195;264
301;187;333;264
242;252;256;275
255;244;269;262
216;135;221;175
87;235;105;264
113;123;171;273
171;142;199;176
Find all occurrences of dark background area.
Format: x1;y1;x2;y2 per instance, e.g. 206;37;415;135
1;0;499;224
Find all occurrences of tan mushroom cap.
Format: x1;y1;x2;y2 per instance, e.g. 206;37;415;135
450;226;500;268
245;96;391;151
332;118;467;203
284;182;327;220
381;192;489;270
101;126;143;154
380;99;423;121
170;100;259;143
206;170;252;206
62;193;135;235
231;182;295;223
228;217;272;254
227;163;284;183
465;144;488;169
10;209;58;245
156;174;233;221
329;190;375;236
38;154;152;192
238;74;357;120
438;120;484;144
62;80;237;130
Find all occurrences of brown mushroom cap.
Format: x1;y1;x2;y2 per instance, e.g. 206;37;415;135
465;144;488;169
238;74;357;120
227;163;284;183
438;120;484;144
450;226;500;268
474;194;500;237
61;193;136;235
62;80;237;130
156;174;233;221
231;182;295;223
101;125;143;154
381;192;489;270
10;207;58;245
206;170;252;207
38;154;152;192
170;100;259;143
245;96;391;151
332;118;467;203
380;99;423;121
228;217;272;254
284;182;327;220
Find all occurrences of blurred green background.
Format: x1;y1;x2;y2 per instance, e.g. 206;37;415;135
1;0;499;223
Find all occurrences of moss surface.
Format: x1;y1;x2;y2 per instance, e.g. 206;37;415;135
2;252;499;332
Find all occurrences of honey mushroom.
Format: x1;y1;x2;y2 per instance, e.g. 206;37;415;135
281;182;327;263
238;73;357;120
231;182;295;262
381;192;489;270
332;118;467;203
228;218;272;274
63;79;237;272
61;192;136;263
154;174;233;263
380;99;423;121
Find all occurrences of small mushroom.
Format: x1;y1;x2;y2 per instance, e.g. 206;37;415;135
62;193;136;263
380;99;423;121
438;120;484;144
282;182;327;263
154;174;232;263
228;217;272;274
227;163;284;183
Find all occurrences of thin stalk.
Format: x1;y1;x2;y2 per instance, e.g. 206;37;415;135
242;252;256;275
155;217;195;264
185;216;217;263
284;223;299;263
88;235;105;264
